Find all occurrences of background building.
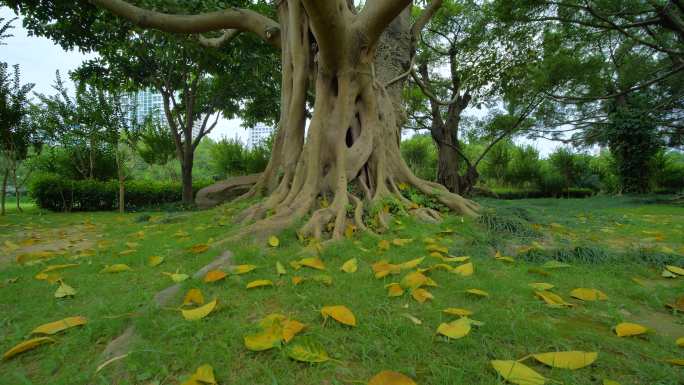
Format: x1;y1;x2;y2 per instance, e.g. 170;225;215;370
123;89;164;124
247;123;274;149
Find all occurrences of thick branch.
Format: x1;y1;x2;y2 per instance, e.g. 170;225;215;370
197;29;240;48
356;0;411;48
88;0;281;48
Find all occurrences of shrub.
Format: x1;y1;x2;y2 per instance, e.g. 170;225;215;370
401;134;437;181
30;173;211;211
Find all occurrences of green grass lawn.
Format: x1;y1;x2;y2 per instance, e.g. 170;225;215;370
1;196;683;385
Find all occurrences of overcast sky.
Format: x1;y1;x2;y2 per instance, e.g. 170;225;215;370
1;6;561;155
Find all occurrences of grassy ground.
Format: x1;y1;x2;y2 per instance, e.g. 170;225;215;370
0;196;683;385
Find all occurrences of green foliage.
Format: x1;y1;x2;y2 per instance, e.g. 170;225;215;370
209;137;271;179
400;134;437;180
29;173;211;212
480;140;513;184
602;97;663;193
477;208;539;238
507;145;541;187
28;145;117;181
134;117;176;166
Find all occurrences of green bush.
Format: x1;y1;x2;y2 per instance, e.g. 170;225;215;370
401;134;437;181
30;173;211;211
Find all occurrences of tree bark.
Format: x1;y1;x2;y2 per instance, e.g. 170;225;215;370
1;168;8;216
181;148;194;205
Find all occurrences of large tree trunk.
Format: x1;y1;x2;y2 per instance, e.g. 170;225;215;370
233;0;478;240
436;140;462;194
1;168;8;216
180;149;194;205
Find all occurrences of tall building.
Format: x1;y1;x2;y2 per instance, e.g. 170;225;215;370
247;123;274;149
122;89;164;124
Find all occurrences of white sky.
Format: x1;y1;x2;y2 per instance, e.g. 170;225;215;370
1;6;560;155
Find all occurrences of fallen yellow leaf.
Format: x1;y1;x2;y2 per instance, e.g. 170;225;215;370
411;288;433;303
399;257;424;270
276;261;287;275
378;239;390;251
528;283;554;291
231;264;257;274
443;308;473;317
204;270;227;283
466;288;489;297
148;256;164;267
54;281;76;298
2;337;55;360
437;317;471;339
532;351;598;370
244;326;282;351
570;288;608;301
615;322;648;337
181;364;217;385
163;272;189;282
341;258;358;273
535;291;573;307
603;380;621;385
386;283;404;297
368;370;417;385
401;271;429;289
42;264;79;273
292;276;304;285
666;358;684;366
31;316;87;335
665;265;684;276
246;279;274;289
321;305;356;327
100;264;132;273
453;262;474;277
181;299;217;321
282;319;306;343
372;260;401;278
268;235;280;247
295;257;326;271
285;337;329;363
677;337;684;347
491;360;546;385
190;244;209;254
182;289;204;306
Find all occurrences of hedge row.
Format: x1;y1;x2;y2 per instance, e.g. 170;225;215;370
30;174;211;211
488;187;594;200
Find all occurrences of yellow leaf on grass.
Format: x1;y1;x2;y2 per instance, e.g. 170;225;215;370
491;360;547;385
246;279;274;289
466;288;489;297
603;380;621;385
268;235;280;247
34;272;61;284
295;257;326;271
676;337;684;347
125;242;139;249
285;337;330;363
182;289;204;306
666;358;684;366
535;291;573;307
662;269;677;278
570;288;608;301
372;260;401;278
344;223;356;239
276;261;287;275
244;326;282;351
401;271;429;289
368;370;417;385
204;270;227;283
292;276;304;285
399;257;425;270
532;351;598;369
341;258;358;273
282;319;306;343
426;263;454;272
118;249;136;256
42;264;79;273
443;308;473;317
181;299;217;321
528;283;554;291
453;262;474;277
392;238;413;246
615;322;648;337
163;272;189;282
321;305;356;327
54;282;76;298
386;283;404;297
426;244;448;254
31;316;87;335
411;288;433;303
190;364;217;384
437;317;471;339
666;265;684;276
100;264;132;273
378;239;390;251
148;255;164;267
190;244;209;254
231;264;257;274
2;337;55;360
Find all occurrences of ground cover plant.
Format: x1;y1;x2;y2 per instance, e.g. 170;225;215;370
1;196;683;385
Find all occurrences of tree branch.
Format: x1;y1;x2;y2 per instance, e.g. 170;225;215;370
197;29;240;48
88;0;281;48
355;0;411;49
